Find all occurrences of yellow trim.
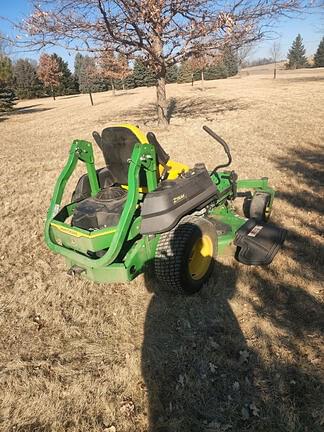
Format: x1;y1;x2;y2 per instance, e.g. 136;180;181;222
159;159;189;179
114;123;148;144
188;234;213;280
51;222;116;239
121;184;148;193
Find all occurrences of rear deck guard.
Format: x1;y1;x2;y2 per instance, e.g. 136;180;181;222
234;219;287;265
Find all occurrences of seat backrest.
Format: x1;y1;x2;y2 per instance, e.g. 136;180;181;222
93;124;171;186
92;123;188;187
97;125;146;185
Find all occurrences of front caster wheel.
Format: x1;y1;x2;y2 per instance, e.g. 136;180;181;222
243;192;271;223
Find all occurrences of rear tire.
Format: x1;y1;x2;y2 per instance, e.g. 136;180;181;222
154;216;217;295
243;192;271;223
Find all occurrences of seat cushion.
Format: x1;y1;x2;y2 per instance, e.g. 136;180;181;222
71;167;115;202
71;187;127;230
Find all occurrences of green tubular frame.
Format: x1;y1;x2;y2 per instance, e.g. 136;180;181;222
44;140;158;275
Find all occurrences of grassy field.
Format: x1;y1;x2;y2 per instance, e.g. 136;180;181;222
0;67;323;432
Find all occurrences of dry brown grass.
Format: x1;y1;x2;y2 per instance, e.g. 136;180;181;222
0;67;323;432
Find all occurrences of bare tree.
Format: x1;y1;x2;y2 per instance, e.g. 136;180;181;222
79;57;98;105
98;51;130;94
237;44;254;72
117;54;132;91
37;53;61;100
270;41;281;79
12;0;304;126
189;52;211;91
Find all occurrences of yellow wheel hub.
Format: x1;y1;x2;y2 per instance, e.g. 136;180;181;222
188;235;213;280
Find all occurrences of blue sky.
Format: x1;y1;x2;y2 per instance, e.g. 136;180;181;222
1;0;323;69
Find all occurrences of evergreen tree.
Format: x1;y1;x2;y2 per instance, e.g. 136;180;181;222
132;60;145;86
51;53;78;95
287;34;308;69
204;62;228;80
133;60;156;87
0;54;16;112
74;52;83;90
13;59;44;99
143;67;156;87
124;73;136;89
177;61;193;83
314;37;324;68
0;84;16;112
166;64;178;83
223;47;238;77
0;54;13;84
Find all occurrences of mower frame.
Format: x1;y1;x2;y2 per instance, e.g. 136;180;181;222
45;138;275;283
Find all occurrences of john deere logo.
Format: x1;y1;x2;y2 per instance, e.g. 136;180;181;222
173;194;186;204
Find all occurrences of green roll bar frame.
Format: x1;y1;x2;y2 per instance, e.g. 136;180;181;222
45;139;158;269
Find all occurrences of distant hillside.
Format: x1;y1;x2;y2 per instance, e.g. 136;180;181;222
241;61;286;75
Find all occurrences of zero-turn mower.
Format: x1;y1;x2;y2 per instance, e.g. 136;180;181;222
45;124;287;294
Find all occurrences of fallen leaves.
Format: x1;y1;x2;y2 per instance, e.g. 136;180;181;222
241;402;260;420
104;426;116;432
120;400;135;417
239;349;249;364
232;381;240;391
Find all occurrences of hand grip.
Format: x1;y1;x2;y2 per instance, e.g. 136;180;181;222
202;125;231;156
202;125;232;173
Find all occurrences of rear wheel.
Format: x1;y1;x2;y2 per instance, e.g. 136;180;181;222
154;216;217;294
243;192;271;223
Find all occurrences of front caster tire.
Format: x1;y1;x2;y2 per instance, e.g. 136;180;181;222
154;216;217;295
243;192;271;223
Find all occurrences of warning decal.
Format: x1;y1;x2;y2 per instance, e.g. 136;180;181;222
247;225;263;237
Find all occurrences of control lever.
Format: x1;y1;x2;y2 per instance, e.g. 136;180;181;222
202;125;232;174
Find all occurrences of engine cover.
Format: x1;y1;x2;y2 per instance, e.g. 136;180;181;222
140;164;217;234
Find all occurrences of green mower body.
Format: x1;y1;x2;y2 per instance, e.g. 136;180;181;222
45;124;286;294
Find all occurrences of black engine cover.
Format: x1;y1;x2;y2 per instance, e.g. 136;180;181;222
140;164;217;234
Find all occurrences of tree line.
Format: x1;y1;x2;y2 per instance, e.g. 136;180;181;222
1;33;323;113
286;34;324;69
6;0;311;127
0;48;239;112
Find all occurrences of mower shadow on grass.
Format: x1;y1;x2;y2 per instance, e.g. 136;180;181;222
142;259;254;432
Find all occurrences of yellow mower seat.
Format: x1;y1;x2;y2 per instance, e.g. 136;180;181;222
92;124;188;191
